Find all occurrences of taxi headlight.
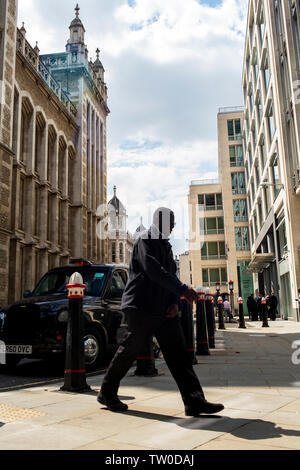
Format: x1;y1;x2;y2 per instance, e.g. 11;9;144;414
57;310;69;323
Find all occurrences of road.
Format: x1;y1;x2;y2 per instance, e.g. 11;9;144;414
0;358;108;392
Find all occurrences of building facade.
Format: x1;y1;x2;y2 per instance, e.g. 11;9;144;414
0;0;18;307
183;110;253;311
107;186;134;266
242;0;300;319
0;2;109;305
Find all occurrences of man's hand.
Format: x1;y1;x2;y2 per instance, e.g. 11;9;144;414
166;304;179;318
182;287;198;304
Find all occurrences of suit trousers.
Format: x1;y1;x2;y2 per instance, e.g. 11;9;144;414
101;310;205;407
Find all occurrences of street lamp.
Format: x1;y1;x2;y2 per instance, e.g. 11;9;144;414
228;280;234;292
215;282;220;294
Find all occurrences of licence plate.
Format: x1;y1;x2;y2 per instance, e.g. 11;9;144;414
2;345;33;355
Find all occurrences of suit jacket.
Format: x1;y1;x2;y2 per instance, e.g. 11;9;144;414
121;225;187;316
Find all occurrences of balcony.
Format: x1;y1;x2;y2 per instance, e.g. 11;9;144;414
198;205;223;212
201;255;227;260
200;229;225;235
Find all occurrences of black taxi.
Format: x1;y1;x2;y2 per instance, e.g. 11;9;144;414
0;260;129;371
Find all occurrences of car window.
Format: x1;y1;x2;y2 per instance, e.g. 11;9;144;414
108;271;126;298
32;269;107;297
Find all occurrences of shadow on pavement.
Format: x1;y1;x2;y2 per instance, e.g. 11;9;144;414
123;409;300;441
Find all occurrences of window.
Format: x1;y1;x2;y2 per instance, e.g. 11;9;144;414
263;52;270;93
253;47;259;85
198;193;223;210
258;201;263;228
233;199;248;222
256;92;263;127
255;163;260;190
201;242;226;260
271;156;281;200
228;119;242;141
249;84;254;113
19;177;26;231
112;242;116;263
258;3;265;44
267;102;276;143
119;243;124;263
276;213;288;260
200;217;224;235
202;268;227;286
290;0;300;70
235;227;250;251
229;145;244;167
259;136;266;170
231;172;246;194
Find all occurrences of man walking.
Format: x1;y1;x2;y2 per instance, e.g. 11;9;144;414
97;208;224;416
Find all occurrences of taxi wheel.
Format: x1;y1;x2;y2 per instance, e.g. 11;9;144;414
84;326;105;372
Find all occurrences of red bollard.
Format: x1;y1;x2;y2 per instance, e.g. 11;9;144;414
61;272;91;393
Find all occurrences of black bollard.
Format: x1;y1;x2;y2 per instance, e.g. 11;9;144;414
61;273;91;393
205;292;215;349
261;297;269;328
134;336;159;377
217;296;226;330
238;297;246;329
196;292;210;355
180;298;197;365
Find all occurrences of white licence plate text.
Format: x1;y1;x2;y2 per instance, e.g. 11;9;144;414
2;345;33;355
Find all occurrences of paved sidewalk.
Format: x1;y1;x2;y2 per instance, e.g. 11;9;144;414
1;320;300;450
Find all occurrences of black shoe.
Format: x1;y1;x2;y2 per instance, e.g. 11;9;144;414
185;400;224;416
97;390;128;412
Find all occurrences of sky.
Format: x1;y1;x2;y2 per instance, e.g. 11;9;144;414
18;0;249;255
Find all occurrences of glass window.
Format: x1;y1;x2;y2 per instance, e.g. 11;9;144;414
201;243;207;257
198;194;204;205
217;217;224;231
205;194;215;207
208;242;218;257
206;218;217;234
216;193;223;207
210;268;220;283
267;102;276;143
202;269;209;283
233;200;240;221
263;52;270;92
221;268;227;283
259;4;265;44
235;228;242;250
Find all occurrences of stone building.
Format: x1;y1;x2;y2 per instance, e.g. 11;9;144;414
0;2;109;305
107;186;134;266
0;0;18;307
182;109;253;311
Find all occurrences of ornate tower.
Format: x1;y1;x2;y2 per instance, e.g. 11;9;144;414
40;4;110;264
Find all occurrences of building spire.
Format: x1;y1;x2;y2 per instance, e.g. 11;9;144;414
114;185;117;197
75;4;80;18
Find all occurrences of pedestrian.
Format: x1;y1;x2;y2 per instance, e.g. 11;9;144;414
223;298;232;323
256;293;263;321
247;293;258;321
97;208;224;416
267;292;278;321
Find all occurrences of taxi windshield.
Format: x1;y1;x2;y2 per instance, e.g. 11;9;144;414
32;269;108;297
